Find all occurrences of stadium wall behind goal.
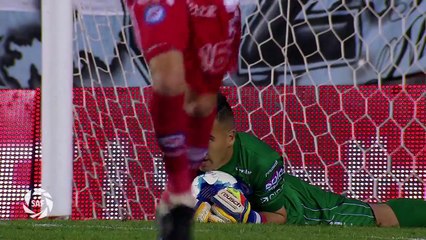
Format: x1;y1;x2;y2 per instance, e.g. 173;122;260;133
0;85;425;220
0;0;424;220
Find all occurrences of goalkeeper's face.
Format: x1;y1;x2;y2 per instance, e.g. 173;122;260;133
201;120;235;172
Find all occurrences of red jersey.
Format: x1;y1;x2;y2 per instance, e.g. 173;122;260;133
128;0;241;93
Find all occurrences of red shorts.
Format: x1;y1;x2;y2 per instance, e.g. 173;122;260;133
128;0;241;93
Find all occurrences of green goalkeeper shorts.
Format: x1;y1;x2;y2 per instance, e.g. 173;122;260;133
281;174;376;226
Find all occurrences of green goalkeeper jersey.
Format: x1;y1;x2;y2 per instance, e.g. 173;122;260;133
218;132;376;226
218;132;285;213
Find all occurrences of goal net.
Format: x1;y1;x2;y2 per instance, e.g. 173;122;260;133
69;0;426;220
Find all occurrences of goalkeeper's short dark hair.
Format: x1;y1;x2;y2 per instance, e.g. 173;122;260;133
217;92;234;128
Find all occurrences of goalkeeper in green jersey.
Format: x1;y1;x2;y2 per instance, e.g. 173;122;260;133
195;93;426;227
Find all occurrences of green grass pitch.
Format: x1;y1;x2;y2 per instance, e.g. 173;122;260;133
0;220;426;240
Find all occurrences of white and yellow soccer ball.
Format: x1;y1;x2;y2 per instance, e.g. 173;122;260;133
191;171;239;202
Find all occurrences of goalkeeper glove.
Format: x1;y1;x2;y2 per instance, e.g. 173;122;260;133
194;200;229;223
194;201;212;223
210;187;264;223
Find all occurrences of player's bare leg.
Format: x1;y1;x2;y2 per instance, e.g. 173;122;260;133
149;50;195;240
371;199;426;227
369;203;399;227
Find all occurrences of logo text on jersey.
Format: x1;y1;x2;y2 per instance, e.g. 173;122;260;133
265;160;278;177
236;167;252;175
265;166;284;191
144;4;166;24
188;1;217;17
260;185;283;204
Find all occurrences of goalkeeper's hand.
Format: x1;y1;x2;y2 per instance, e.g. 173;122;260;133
210;187;263;224
194;201;212;223
194;200;229;223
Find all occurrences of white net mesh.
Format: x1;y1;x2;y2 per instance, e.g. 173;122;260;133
71;0;426;220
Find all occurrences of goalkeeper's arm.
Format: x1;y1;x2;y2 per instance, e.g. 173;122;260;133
258;208;287;224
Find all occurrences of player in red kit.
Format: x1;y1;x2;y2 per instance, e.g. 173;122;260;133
126;0;240;239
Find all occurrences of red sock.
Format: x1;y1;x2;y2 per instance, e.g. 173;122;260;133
186;109;216;177
151;92;191;194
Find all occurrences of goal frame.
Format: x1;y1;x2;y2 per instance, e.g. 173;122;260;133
41;0;74;217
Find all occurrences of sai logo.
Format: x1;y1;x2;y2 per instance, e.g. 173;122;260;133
22;188;53;219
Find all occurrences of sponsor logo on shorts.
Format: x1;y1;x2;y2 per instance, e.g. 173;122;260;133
265;166;285;191
144;4;166;24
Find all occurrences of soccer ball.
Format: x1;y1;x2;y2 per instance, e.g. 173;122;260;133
191;171;238;202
